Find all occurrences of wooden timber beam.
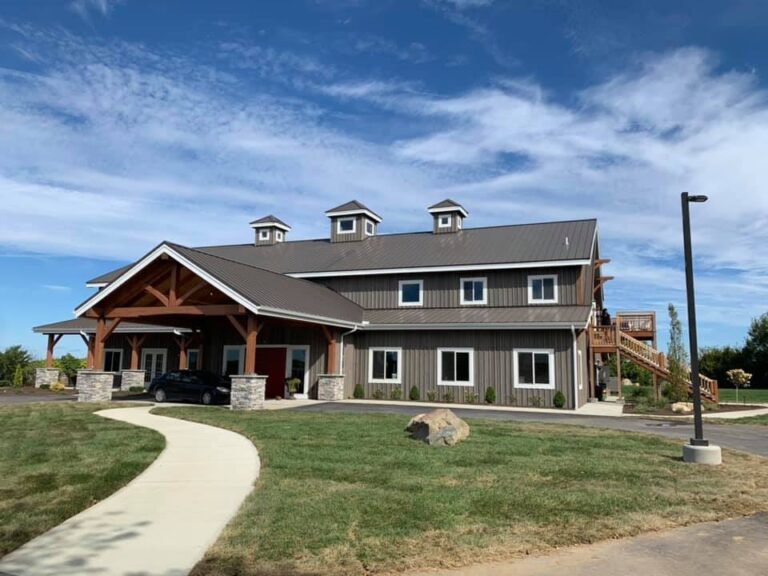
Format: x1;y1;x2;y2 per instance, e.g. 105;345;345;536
593;276;615;294
144;285;169;306
101;318;123;342
227;315;248;341
106;304;245;318
169;263;179;306
127;334;147;369
244;315;260;374
176;278;207;305
94;318;106;370
45;334;63;368
322;325;340;373
594;258;611;268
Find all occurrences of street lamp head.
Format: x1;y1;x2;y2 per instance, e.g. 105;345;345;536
687;195;708;203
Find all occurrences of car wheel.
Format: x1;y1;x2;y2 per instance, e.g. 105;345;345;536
201;391;213;405
154;388;167;403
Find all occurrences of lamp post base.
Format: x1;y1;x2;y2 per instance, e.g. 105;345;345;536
683;443;722;465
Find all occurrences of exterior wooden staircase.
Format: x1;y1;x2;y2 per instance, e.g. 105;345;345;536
590;324;719;402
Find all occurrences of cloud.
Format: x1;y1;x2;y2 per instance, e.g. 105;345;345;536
430;0;494;8
351;35;434;64
70;0;123;20
42;285;71;292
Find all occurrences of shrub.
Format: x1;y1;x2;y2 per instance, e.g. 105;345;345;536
0;380;10;387
390;386;402;400
484;386;496;404
286;378;302;396
50;381;66;392
426;389;437;402
442;390;454;403
129;386;146;393
39;384;50;390
529;395;544;408
661;381;690;403
625;385;655;403
372;388;385;400
553;391;566;409
465;391;479;404
353;383;364;399
12;366;24;388
409;385;420;401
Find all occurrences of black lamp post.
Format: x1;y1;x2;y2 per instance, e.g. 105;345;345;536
681;192;708;447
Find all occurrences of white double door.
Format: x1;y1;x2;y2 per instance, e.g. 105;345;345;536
141;348;167;381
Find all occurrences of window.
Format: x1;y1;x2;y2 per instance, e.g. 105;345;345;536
460;277;487;305
369;348;402;384
438;214;451;228
258;229;270;241
337;217;356;234
365;220;375;236
103;349;123;372
514;349;555;389
398;279;423;307
275;230;284;242
456;217;462;230
187;348;200;370
286;346;309;396
437;348;474;386
528;275;557;304
577;350;584;390
222;345;245;376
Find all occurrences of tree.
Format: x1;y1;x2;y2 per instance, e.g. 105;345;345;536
13;365;25;388
726;369;752;403
699;346;743;387
55;354;86;380
743;313;768;387
0;346;33;383
665;304;690;402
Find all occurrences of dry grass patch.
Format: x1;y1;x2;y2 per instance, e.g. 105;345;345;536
155;408;768;576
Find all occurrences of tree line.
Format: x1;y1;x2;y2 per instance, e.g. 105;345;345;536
699;313;768;389
0;345;85;387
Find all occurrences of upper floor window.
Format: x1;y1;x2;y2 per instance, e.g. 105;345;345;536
399;279;423;307
460;277;487;305
438;214;451;228
258;229;270;241
275;230;284;242
438;348;474;387
365;220;375;236
528;275;557;304
369;348;402;384
513;349;555;389
337;217;356;234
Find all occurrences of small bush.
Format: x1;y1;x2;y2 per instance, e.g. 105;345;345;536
372;388;385;400
13;366;24;388
39;384;50;390
465;391;479;404
442;390;454;403
129;386;146;393
426;389;437;402
409;385;420;401
0;380;10;387
390;386;402;400
529;395;543;408
625;385;655;403
353;383;364;399
553;391;566;409
484;387;496;404
50;381;66;392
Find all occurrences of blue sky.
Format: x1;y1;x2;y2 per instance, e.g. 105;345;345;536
1;0;768;358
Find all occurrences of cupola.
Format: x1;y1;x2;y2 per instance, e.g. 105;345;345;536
325;200;382;243
250;215;291;246
428;199;468;234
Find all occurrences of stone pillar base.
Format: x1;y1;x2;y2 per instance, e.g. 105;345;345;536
318;374;344;401
77;371;114;402
121;370;147;391
231;375;267;410
35;368;61;388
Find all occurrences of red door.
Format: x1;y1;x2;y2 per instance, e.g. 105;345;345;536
255;348;287;399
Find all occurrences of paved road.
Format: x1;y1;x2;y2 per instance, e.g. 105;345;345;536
295;402;768;457
0;406;260;576
409;514;768;576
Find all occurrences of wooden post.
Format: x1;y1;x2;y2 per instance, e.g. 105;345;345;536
588;344;596;400
616;350;622;399
81;334;95;369
94;318;106;370
321;326;339;374
244;315;259;374
46;334;56;368
178;337;188;370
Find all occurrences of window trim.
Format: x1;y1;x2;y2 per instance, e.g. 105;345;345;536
221;344;245;376
337;217;357;235
187;348;201;370
513;348;556;390
528;274;558;304
284;344;311;397
258;229;270;241
437;347;474;387
365;219;375;236
398;279;424;307
275;230;284;242
103;348;123;372
438;214;452;228
368;347;402;384
459;277;488;306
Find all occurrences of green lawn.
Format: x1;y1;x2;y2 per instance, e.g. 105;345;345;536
725;414;768;426
0;403;165;556
156;408;768;576
718;388;768;404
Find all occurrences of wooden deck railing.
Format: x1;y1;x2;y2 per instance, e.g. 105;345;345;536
616;312;655;335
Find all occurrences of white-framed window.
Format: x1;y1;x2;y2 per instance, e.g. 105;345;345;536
365;219;375;236
285;345;310;397
258;229;270;241
222;345;245;376
141;348;167;380
337;217;356;234
187;348;201;370
437;348;474;387
528;274;558;304
456;217;462;230
460;277;487;305
513;349;555;389
398;279;423;307
275;230;284;242
103;348;123;372
369;348;402;384
438;214;451;228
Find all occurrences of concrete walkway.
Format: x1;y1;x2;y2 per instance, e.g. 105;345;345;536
409;513;768;576
0;406;259;576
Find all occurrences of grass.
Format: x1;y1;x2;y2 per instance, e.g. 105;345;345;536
0;403;165;556
718;388;768;404
156;408;768;576
723;414;768;426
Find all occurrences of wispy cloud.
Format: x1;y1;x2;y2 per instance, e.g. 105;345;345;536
70;0;123;20
42;284;71;292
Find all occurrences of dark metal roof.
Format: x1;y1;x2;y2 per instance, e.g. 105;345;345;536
363;306;592;327
33;318;191;334
88;263;132;284
428;199;467;213
249;215;290;228
326;199;374;214
87;219;596;282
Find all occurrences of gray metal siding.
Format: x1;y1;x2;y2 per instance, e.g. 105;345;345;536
432;214;463;234
319;267;581;309
345;329;577;408
330;215;375;243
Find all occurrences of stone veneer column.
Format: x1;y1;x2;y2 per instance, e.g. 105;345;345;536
35;368;61;388
230;375;267;410
77;371;114;402
120;370;147;391
317;374;344;401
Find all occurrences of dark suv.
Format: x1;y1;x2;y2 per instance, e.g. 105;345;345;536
148;370;231;405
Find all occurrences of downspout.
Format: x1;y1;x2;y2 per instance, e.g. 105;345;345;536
338;325;359;375
571;324;579;410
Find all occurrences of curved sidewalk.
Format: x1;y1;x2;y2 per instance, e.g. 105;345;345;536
0;406;259;576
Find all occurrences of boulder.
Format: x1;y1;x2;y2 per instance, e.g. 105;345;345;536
671;402;694;414
405;408;470;446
